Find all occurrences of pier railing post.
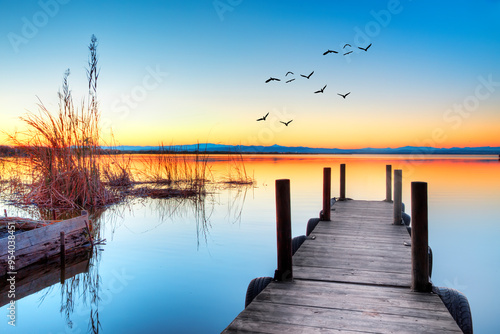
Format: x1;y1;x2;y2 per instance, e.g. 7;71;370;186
60;231;66;284
393;169;402;225
274;179;293;282
322;167;331;221
411;182;432;292
339;164;346;200
385;165;392;202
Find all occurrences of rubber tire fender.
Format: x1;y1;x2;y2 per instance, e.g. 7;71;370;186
292;235;307;255
433;286;473;334
245;277;273;308
306;218;320;236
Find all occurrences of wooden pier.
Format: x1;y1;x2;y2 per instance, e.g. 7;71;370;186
223;168;465;333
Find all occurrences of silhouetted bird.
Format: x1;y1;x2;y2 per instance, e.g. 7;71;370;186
323;49;338;55
343;44;351;49
280;120;293;126
285;71;294;76
286;78;295;83
337;92;351;99
343;51;353;56
265;77;280;83
314;85;327;94
300;71;314;79
256;112;269;121
358;43;372;51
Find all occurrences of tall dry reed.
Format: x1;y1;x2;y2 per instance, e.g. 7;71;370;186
6;35;119;209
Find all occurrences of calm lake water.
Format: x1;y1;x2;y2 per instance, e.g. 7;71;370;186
1;154;499;333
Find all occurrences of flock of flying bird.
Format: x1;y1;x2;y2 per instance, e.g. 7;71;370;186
258;43;372;125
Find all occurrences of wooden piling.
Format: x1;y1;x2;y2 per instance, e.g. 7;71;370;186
274;179;293;282
385;165;392;202
339;164;346;200
322;168;331;221
60;231;66;283
411;182;431;292
393;169;402;225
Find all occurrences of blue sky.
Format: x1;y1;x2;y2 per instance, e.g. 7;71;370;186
1;0;499;148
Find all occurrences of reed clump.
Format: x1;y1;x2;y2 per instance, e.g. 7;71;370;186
1;35;255;210
133;144;212;198
5;35;119;209
222;153;255;187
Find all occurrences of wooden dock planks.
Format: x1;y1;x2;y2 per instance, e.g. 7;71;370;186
223;200;462;333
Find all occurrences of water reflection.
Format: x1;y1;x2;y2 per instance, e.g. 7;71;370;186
1;179;253;333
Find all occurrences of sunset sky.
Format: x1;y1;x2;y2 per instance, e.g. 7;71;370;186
1;0;499;149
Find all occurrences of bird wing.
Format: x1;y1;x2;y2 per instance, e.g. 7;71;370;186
323;85;327;90
366;43;372;50
314;90;321;94
337;93;344;97
280;121;286;125
264;112;269;119
345;92;351;97
257;117;263;121
265;78;272;83
343;44;351;48
323;50;329;55
287;120;293;125
343;51;353;55
308;71;314;78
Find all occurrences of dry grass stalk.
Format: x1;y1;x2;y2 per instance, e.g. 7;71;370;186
5;35;119;209
222;152;255;186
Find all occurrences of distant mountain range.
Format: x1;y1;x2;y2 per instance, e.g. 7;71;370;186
104;144;500;155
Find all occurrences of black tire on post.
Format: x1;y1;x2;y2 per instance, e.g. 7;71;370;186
292;235;307;255
306;218;321;236
428;246;433;278
433;286;473;334
402;212;411;226
245;277;273;308
402;212;411;236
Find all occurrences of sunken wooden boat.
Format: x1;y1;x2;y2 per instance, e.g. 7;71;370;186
0;211;91;276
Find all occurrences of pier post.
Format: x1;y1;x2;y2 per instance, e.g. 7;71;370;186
274;179;293;282
411;182;432;292
339;164;346;200
385;165;392;202
60;231;66;283
393;169;402;225
322;168;331;221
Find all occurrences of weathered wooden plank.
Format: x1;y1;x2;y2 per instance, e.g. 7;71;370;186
0;214;87;254
257;280;448;312
0;214;89;275
227;302;461;334
293;265;410;287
